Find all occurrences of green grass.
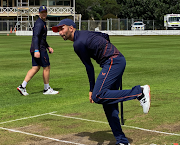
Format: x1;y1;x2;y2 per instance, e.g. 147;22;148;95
0;35;180;145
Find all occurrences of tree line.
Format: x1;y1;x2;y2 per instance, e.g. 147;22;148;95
76;0;180;24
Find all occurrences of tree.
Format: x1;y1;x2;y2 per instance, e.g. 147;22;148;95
117;0;180;20
76;0;119;20
76;0;104;20
75;0;91;20
100;0;120;17
76;0;180;28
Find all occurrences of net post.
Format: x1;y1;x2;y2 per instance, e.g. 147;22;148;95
120;78;124;125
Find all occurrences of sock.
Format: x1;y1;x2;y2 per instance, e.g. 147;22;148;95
22;81;27;88
44;84;50;90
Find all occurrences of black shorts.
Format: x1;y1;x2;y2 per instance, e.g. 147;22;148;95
31;50;50;67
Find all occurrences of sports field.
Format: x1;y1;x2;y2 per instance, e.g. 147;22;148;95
0;35;180;145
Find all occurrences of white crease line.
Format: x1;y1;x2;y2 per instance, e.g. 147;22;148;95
49;113;109;124
0;111;57;125
123;125;180;136
50;113;180;136
0;127;85;145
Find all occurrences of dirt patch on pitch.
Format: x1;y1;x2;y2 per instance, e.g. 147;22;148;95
15;124;50;134
154;122;180;133
15;122;180;145
16;129;166;145
18;132;117;145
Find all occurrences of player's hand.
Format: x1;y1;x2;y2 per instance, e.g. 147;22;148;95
48;47;54;54
89;92;94;103
34;51;40;58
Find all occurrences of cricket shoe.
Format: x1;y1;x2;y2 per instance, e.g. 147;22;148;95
116;143;130;145
43;87;59;95
17;85;29;96
138;85;151;114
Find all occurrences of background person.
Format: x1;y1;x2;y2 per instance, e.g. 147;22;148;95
52;19;151;145
17;5;59;96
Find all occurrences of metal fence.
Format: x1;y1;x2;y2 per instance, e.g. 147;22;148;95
0;18;164;32
76;19;163;31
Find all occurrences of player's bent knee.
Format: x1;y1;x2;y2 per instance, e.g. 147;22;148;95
92;90;107;103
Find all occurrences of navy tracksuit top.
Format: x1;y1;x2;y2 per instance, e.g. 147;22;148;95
73;30;124;92
30;17;49;52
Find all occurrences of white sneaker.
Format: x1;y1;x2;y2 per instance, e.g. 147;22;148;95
138;85;151;114
17;85;29;96
43;87;59;95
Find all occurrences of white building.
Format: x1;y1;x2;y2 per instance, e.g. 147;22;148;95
0;0;80;31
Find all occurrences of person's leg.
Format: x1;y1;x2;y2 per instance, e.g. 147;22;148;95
43;65;50;85
41;51;59;95
92;56;150;113
103;104;129;144
42;66;59;94
17;53;41;96
42;65;59;94
103;75;129;144
24;66;41;83
92;56;150;143
92;57;129;144
25;52;42;85
92;56;142;105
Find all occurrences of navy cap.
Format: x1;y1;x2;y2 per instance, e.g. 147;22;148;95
39;5;47;12
52;19;76;32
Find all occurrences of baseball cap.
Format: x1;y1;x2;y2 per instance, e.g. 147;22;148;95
52;19;76;32
39;5;47;12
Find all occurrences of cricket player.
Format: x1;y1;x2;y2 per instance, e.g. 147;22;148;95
52;19;151;145
17;6;59;96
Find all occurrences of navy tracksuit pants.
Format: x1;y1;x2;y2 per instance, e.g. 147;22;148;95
92;56;142;144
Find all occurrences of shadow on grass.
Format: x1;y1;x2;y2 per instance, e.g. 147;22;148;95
75;130;133;145
30;88;63;94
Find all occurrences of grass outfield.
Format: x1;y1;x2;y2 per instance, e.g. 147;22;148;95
0;35;180;145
